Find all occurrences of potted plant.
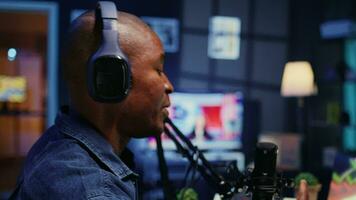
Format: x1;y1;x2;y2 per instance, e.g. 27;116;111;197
294;172;322;200
176;187;198;200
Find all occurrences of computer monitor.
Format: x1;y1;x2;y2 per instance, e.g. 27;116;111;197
148;92;244;150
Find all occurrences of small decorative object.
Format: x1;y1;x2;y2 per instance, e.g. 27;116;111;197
295;172;322;200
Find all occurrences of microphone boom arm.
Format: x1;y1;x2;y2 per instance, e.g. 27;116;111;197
164;118;239;199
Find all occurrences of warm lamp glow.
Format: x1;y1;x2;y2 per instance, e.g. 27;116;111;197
281;61;316;97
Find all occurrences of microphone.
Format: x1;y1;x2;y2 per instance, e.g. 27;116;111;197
251;142;278;200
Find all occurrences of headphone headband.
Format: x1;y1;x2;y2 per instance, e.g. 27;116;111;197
96;1;118;31
97;1;118;20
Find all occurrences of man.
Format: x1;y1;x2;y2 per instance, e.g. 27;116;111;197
10;4;173;200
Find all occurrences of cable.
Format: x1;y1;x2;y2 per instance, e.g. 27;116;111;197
155;135;176;200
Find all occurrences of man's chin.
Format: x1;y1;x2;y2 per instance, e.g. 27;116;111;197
132;126;164;138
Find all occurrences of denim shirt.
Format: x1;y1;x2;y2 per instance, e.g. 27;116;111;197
10;107;139;200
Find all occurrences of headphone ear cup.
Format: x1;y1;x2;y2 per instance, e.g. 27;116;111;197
88;55;131;103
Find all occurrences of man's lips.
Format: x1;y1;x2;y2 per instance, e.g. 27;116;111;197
162;108;169;116
162;101;171;118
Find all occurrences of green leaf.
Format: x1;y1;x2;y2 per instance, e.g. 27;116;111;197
350;159;356;169
332;172;343;184
295;172;320;186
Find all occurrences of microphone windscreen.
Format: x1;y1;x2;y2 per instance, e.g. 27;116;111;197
253;142;278;177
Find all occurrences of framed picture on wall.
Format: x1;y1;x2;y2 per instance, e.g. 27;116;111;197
208;16;241;60
141;17;179;53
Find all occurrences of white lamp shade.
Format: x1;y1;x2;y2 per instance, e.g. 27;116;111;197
281;61;316;97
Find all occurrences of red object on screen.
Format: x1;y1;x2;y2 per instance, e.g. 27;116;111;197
201;106;222;129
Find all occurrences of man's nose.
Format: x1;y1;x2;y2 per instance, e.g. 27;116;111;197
164;75;174;94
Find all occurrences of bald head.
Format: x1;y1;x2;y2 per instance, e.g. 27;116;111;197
61;10;159;108
62;11;154;85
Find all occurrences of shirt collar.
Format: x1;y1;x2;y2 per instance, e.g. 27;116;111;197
55;106;138;180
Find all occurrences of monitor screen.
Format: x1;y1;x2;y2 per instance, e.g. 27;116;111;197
149;92;243;150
